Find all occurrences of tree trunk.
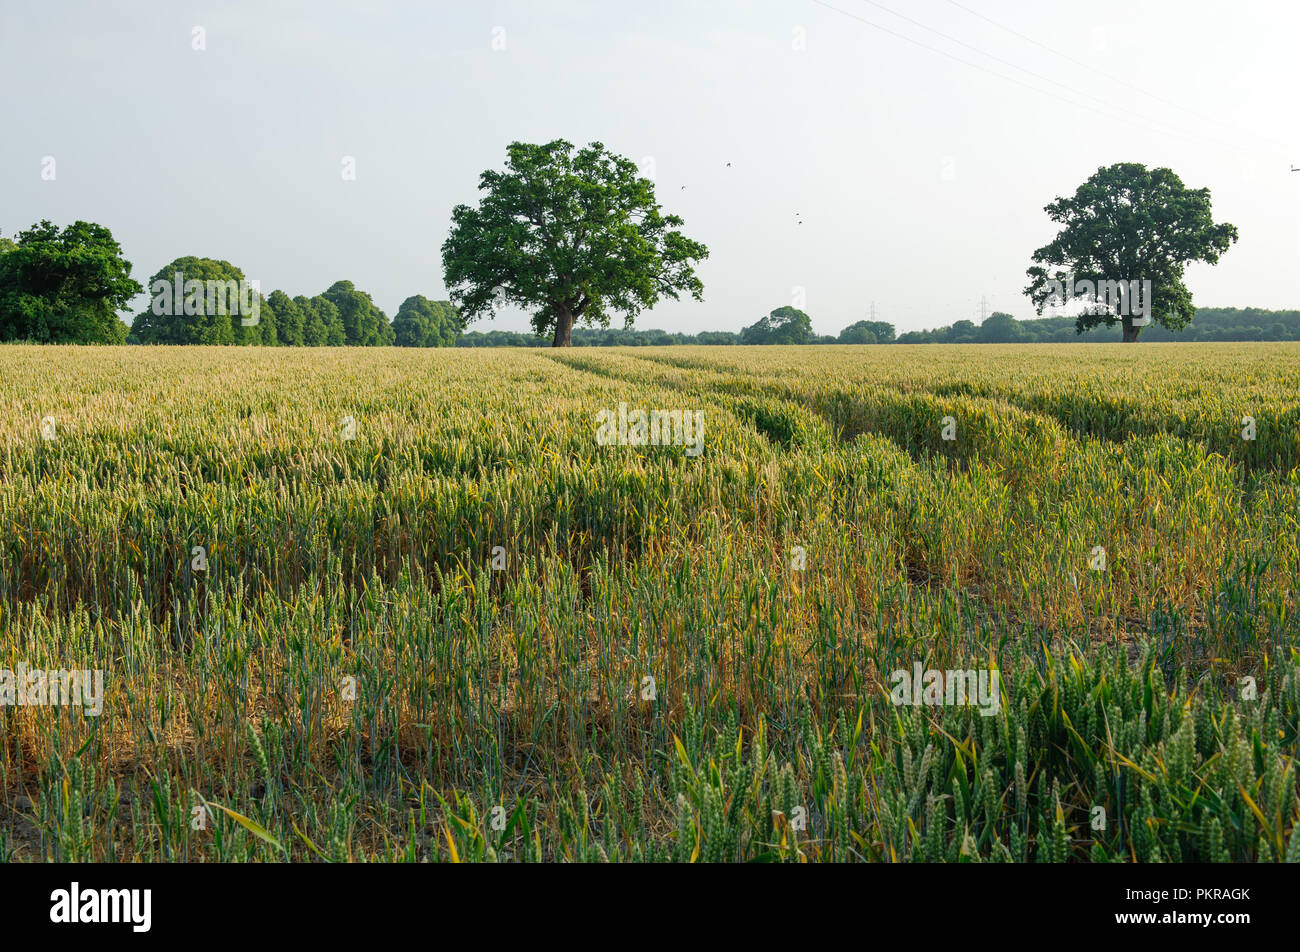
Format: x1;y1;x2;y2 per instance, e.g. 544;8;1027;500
1121;316;1140;343
551;304;574;347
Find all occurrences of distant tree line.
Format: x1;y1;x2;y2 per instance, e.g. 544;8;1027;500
1;220;1293;347
0;223;461;346
457;309;899;347
126;256;460;346
893;309;1300;344
458;308;1300;347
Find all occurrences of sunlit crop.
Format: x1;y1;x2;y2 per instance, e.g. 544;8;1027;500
1;342;1298;862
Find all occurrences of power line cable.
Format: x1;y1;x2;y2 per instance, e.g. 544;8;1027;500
857;0;1178;131
854;0;1266;155
942;0;1294;153
806;0;1259;157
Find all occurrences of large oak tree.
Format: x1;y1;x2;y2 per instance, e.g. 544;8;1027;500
1025;163;1237;342
0;220;141;343
442;140;708;346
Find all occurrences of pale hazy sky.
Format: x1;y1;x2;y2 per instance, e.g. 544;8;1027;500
3;0;1296;337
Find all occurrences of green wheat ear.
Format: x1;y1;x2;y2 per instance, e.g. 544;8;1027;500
247;722;270;789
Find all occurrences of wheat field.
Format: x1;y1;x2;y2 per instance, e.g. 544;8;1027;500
2;342;1298;862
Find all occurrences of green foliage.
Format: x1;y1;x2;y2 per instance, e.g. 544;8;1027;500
442;139;708;346
979;312;1024;343
117;262;410;349
898;307;1300;344
866;649;1300;863
265;290;303;346
457;327;745;347
128;256;261;345
321;280;393;346
461;309;1300;347
392;295;461;347
295;294;345;346
839;319;895;344
0;220;140;343
1025;163;1238;341
741;306;814;345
